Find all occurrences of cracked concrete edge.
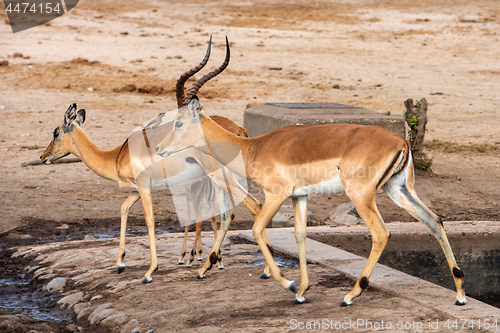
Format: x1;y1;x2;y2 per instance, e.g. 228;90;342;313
238;227;500;332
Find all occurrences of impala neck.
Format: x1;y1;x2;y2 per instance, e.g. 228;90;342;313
70;126;122;181
200;113;254;178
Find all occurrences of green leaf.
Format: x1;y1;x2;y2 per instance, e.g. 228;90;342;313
409;116;419;128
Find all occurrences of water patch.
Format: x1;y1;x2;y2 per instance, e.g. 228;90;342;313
0;277;72;323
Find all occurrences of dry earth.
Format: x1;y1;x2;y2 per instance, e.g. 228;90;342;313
1;0;500;332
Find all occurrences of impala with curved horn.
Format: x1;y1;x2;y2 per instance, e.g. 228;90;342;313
168;36;275;279
170;36;250;268
156;37;466;306
40;38;263;283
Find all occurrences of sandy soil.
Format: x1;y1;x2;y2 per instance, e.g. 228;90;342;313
1;0;500;331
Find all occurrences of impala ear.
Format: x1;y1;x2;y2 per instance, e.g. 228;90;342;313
187;97;202;122
63;103;78;127
75;109;86;126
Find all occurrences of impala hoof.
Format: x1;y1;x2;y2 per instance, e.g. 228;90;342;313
455;300;467;306
142;277;152;284
289;281;298;293
196;274;206;279
218;266;224;270
117;266;125;274
198;258;203;261
178;261;184;265
340;301;352;307
260;273;271;279
186;264;192;268
293;298;305;305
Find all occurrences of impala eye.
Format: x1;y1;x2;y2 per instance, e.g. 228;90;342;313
175;121;183;129
53;131;59;139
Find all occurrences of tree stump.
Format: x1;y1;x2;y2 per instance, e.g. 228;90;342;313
404;98;432;170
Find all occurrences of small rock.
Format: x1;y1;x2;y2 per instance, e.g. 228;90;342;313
101;313;127;327
121;319;142;333
89;303;114;325
76;307;93;321
44;277;67;293
65;323;81;332
332;84;340;89
38;273;56;280
0;60;8;66
58;292;84;309
74;302;91;315
56;224;69;230
33;267;48;278
328;202;362;225
84;235;97;240
13;52;23;58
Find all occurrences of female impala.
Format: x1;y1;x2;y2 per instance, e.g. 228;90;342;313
156;38;466;306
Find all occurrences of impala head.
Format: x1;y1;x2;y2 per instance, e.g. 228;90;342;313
156;36;230;158
156;97;207;157
40;103;86;164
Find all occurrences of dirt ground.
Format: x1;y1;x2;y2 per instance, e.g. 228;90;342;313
1;0;500;331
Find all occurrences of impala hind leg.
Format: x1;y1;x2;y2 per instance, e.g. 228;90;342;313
117;192;141;274
187;221;203;267
210;216;224;269
291;196;309;304
137;187;158;284
178;225;189;264
383;163;466;305
341;194;390;307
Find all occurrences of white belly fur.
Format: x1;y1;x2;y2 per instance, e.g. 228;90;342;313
150;162;207;188
291;176;344;196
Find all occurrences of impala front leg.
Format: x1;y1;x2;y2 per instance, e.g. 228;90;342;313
180;191;192;264
138;187;158;284
252;193;297;293
210;216;223;269
117;192;141;274
179;225;189;264
187;221;203;267
197;209;233;278
291;196;309;304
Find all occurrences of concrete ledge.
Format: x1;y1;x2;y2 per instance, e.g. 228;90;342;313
243;103;406;137
238;226;500;331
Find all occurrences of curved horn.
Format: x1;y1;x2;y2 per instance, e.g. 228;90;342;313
185;36;230;103
175;35;212;108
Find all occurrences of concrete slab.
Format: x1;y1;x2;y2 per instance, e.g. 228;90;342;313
238;226;500;332
243;102;406;137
